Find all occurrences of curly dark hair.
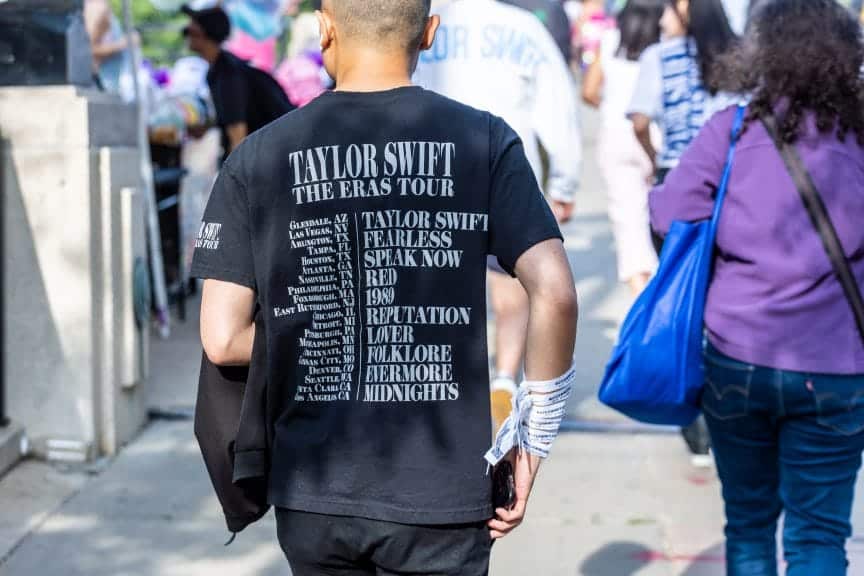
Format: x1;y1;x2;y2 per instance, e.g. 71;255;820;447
725;0;864;144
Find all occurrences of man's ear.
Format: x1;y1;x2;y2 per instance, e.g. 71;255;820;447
316;9;335;51
419;15;440;52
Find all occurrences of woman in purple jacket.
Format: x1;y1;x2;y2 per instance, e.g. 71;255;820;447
650;1;864;574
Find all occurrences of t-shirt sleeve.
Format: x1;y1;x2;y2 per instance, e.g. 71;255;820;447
627;44;663;121
488;116;563;276
531;17;581;204
190;164;256;289
215;67;249;127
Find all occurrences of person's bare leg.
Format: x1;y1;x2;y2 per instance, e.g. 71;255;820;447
490;270;529;377
627;272;652;296
488;270;530;433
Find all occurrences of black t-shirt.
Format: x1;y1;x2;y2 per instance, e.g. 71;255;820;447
191;86;562;525
207;50;294;153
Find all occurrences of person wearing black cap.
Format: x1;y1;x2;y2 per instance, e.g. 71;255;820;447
182;4;294;157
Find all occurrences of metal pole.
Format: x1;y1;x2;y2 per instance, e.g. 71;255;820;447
120;0;172;338
0;126;6;428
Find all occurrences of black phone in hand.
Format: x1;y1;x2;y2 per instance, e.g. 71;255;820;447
492;460;516;510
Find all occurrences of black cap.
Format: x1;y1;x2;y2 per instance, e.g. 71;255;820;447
181;4;231;44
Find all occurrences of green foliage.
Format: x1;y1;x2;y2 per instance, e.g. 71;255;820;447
109;0;188;66
298;0;318;12
105;0;320;67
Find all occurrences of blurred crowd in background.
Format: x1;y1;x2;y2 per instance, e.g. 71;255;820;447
83;0;765;144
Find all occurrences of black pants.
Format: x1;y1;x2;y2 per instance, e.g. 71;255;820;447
652;167;671;255
275;509;492;576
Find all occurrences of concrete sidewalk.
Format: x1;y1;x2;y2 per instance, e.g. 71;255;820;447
0;422;715;576
2;417;859;575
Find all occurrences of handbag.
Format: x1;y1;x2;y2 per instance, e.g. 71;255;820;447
598;104;746;426
762;114;864;344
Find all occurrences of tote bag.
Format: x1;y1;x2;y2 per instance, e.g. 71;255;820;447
598;105;745;426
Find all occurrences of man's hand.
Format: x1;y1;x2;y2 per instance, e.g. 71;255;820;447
550;200;574;224
487;449;542;539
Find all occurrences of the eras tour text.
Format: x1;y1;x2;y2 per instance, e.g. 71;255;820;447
274;141;489;404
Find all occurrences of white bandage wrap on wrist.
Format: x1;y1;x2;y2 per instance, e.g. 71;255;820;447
484;366;576;466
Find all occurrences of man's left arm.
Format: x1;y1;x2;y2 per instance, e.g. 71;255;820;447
201;280;255;366
190;162;258;365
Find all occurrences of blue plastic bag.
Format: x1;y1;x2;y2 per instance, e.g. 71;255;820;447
598;105;746;426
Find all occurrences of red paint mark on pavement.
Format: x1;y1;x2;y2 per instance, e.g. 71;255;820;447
687;474;711;485
632;550;726;564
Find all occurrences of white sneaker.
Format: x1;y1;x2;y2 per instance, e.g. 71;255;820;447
690;453;715;469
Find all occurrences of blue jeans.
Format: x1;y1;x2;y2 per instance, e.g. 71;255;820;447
702;342;864;576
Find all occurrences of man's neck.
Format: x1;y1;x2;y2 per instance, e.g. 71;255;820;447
332;45;416;92
202;46;222;66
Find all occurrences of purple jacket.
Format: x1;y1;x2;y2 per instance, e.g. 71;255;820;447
650;105;864;375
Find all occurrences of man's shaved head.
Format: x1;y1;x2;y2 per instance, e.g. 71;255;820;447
326;0;432;49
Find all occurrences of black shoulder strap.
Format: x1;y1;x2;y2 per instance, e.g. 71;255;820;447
762;114;864;346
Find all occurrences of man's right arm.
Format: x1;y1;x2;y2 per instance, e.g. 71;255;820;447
487;120;577;353
516;239;578;383
486;117;578;539
487;238;577;540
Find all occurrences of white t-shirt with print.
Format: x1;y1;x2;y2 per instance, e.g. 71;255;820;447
627;37;738;169
414;0;581;203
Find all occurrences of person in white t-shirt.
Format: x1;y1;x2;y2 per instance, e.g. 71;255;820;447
582;0;663;295
414;0;581;431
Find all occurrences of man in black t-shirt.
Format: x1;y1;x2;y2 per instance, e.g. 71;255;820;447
192;0;578;573
181;5;294;157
